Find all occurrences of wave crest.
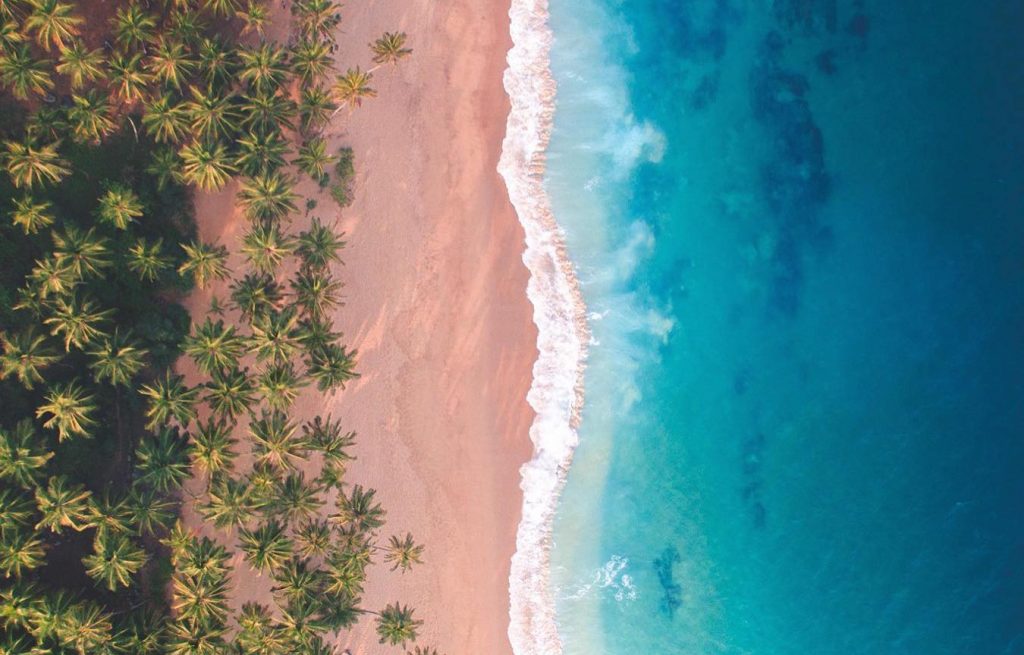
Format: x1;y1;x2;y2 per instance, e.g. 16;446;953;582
498;0;590;653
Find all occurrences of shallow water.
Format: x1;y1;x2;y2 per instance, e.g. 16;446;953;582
545;1;1024;653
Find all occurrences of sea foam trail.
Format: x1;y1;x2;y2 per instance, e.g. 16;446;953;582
498;0;590;653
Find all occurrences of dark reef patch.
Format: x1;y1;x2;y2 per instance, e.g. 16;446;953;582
749;31;833;317
741;432;768;528
653;546;684;617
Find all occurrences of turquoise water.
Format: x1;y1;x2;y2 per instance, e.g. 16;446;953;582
546;1;1024;653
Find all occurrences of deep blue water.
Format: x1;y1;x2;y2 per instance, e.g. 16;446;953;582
546;1;1024;653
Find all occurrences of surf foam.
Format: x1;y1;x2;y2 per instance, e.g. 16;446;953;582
498;0;590;653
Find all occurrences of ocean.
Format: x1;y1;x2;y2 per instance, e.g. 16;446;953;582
503;0;1024;654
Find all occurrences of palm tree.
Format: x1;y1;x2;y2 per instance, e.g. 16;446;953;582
291;38;333;86
87;329;147;386
295;0;341;41
165;617;227;655
271;557;322;606
172;572;230;625
82;531;146;590
58;601;114;654
297;217;346;270
291;268;343;319
332;484;385;534
168;4;205;38
299;85;336;131
112;3;156;48
185;85;238;142
241;223;295;274
331;67;376;113
183;318;246;374
249;409;308;471
139;371;200;429
370;32;412;66
146;147;181;192
197;36;235;87
200;475;259;530
278;597;333;649
271;473;323;524
0;45;54;99
3;139;68;188
26;105;68;143
256;361;308;411
0;328;59;388
43;295;113;351
236;1;269;36
234;130;289;177
174;533;230;579
34;475;94;532
129;487;176;535
407;646;444;655
28;255;75;301
230;272;283;319
188;417;237;478
239;89;297;133
0;420;53;489
108;51;152;104
0;16;23;51
9;194;54;234
178;240;231;289
306;342;359;391
122;610;168;655
375;603;422;647
55;39;105;89
67;90;116;144
143;96;189;144
204;366;256;419
88;491;135;536
96;183;144;229
136;426;191;492
88;492;134;535
0;527;46;578
238;41;289;93
304;415;355;471
238;520;292;573
384;533;424;573
24;0;81;51
127;237;171;281
36;380;97;441
249;307;302;364
237;172;298;223
52;225;111;279
202;0;241;17
297;314;343;354
246;462;279;508
294;136;335;181
236;602;288;654
179;140;236;190
294;518;332;559
147;38;195;90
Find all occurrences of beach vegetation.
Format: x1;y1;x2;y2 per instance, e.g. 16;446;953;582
0;0;418;651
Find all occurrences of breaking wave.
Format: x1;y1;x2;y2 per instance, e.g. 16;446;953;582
498;0;590;653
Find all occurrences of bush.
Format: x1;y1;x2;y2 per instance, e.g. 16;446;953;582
329;147;355;207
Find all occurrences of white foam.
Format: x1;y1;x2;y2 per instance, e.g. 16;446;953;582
498;0;590;653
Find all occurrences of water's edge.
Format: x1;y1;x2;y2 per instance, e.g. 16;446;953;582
498;0;590;653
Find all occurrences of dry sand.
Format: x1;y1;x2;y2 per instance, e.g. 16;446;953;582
180;0;535;653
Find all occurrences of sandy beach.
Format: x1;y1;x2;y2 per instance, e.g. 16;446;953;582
179;0;535;653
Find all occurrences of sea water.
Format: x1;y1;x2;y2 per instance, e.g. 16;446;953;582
533;1;1024;654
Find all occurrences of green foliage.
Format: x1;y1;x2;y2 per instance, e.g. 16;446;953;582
0;1;420;652
329;146;355;207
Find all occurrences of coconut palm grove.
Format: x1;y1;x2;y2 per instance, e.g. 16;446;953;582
0;0;429;653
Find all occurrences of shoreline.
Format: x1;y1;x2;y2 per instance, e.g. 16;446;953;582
500;1;591;654
182;0;542;653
